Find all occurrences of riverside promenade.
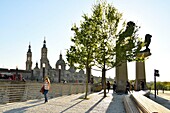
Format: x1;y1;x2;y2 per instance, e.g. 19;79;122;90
0;90;126;113
1;90;169;113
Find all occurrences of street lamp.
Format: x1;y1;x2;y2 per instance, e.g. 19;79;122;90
43;63;45;82
16;66;18;80
58;65;61;83
154;69;159;98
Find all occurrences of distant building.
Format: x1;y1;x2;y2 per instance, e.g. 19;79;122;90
25;38;86;83
0;38;113;83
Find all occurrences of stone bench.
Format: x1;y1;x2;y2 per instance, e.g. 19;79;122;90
131;92;170;113
123;95;141;113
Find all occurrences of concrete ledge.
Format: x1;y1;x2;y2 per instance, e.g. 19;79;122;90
123;95;140;113
131;92;170;113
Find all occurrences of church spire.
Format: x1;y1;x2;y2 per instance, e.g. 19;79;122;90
26;42;32;70
43;37;46;48
28;42;31;52
35;62;39;68
59;50;62;60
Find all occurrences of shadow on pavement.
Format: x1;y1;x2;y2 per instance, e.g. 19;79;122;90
4;103;44;113
85;97;105;113
27;99;43;104
60;99;84;113
149;94;170;110
71;94;86;101
106;93;126;113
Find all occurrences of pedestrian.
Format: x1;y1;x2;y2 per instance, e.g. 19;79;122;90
131;82;135;93
141;81;144;90
43;77;50;103
107;81;110;93
113;81;117;93
126;81;130;94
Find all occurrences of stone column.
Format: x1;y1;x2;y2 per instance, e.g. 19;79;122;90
116;61;128;93
135;51;151;90
135;61;146;90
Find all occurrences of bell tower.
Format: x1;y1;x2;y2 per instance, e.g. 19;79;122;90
26;43;32;70
40;37;50;69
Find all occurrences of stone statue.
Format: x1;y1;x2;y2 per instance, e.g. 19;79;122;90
144;34;152;52
119;21;135;41
137;34;152;57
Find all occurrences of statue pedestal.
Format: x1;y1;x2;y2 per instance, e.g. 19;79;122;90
136;51;151;58
135;51;151;90
116;61;128;93
135;61;146;90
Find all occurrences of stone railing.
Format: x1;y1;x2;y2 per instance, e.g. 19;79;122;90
0;81;91;104
131;92;170;113
123;91;170;113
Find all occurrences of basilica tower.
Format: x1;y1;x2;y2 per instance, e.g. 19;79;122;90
26;43;32;70
40;38;50;69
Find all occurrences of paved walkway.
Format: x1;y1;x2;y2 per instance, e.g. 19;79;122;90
0;90;126;113
1;90;169;113
149;90;170;110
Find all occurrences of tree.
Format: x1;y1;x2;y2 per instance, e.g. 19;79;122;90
91;2;143;97
66;1;144;98
66;12;99;99
92;2;123;97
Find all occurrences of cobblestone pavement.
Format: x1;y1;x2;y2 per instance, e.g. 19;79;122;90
0;90;126;113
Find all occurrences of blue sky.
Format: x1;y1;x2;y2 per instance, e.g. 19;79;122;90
0;0;169;82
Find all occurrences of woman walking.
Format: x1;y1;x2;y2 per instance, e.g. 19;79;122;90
43;77;50;103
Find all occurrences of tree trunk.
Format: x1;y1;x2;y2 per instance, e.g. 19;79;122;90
85;72;88;99
102;68;107;97
102;73;104;88
87;66;91;83
85;66;90;99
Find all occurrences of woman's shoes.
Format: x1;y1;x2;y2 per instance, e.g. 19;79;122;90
44;101;48;103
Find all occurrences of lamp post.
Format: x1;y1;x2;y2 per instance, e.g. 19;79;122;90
58;65;61;83
16;66;18;80
43;63;45;82
31;70;34;81
154;69;159;98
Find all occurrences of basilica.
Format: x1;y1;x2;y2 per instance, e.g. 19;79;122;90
25;39;86;83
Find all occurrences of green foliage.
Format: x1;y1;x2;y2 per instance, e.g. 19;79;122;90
146;81;170;90
66;1;146;98
66;14;98;69
66;1;143;71
92;2;122;69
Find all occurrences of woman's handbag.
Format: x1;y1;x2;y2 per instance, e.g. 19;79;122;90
40;86;44;94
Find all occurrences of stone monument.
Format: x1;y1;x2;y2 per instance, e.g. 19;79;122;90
115;61;128;93
115;21;135;93
135;34;152;90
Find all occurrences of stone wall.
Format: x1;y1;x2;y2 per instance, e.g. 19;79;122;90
0;80;91;104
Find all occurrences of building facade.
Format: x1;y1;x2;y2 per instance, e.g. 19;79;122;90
26;39;86;83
